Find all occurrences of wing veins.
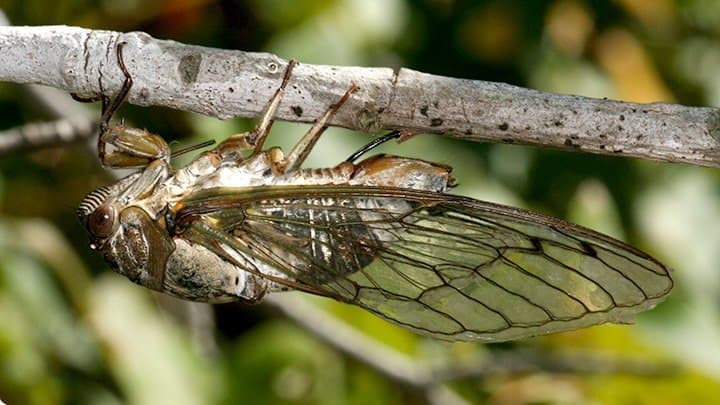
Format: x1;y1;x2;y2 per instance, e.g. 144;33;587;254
493;251;593;317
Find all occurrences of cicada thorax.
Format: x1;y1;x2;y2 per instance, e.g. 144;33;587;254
200;154;456;286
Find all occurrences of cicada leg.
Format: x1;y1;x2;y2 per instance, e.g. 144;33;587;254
81;42;172;169
249;60;297;153
93;42;134;162
216;60;297;159
69;41;133;161
281;84;358;172
101;42;133;133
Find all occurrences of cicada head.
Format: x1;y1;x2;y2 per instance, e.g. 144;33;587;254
77;174;175;291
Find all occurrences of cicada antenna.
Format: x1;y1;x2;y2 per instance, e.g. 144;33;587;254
170;140;217;159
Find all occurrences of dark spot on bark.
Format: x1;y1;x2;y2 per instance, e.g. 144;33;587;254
465;129;473;135
433;100;439;108
564;138;573;147
420;105;429;116
178;53;202;84
554;120;563;127
228;87;234;93
619;114;625;121
430;118;443;126
618;125;623;131
499;122;509;131
599;133;607;139
502;138;514;143
291;106;303;117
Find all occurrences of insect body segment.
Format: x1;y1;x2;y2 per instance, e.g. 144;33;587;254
78;43;672;341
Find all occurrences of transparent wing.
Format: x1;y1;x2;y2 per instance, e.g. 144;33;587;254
176;186;673;342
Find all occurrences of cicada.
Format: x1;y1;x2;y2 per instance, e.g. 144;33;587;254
77;43;673;342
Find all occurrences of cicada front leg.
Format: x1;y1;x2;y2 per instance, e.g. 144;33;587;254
81;41;171;169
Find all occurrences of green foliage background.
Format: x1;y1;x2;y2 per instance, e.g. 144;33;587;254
1;0;720;403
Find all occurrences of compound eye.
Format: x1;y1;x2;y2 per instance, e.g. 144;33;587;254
88;204;117;238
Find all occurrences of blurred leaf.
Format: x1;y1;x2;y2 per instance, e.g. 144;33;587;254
588;371;720;404
0;219;100;404
85;276;222;405
222;321;402;405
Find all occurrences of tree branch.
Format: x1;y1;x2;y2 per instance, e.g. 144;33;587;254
0;116;94;154
266;295;675;386
1;25;720;166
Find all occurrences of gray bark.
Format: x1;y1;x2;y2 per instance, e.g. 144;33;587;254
1;25;720;166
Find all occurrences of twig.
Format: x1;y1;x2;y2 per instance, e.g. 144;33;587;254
0;116;94;154
265;294;675;385
429;349;676;380
1;26;719;166
267;293;473;402
265;294;432;389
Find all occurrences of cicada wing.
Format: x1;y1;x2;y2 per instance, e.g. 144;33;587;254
176;186;673;342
